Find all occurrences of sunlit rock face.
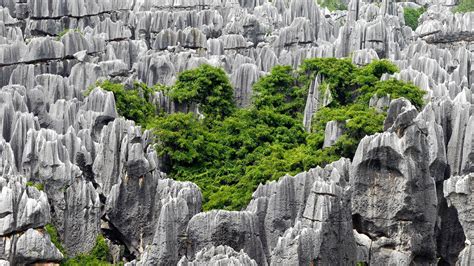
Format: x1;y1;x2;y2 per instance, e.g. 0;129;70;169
0;0;472;264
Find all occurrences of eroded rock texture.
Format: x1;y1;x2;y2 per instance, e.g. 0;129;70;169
0;0;472;264
0;175;63;265
351;100;438;264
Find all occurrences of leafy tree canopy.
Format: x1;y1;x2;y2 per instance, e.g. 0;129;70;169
101;60;425;210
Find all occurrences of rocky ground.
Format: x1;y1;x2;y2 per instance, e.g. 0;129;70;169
0;0;472;265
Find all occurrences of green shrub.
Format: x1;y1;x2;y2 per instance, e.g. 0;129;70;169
168;64;235;119
94;81;156;127
404;7;426;30
454;0;474;12
299;58;356;105
253;65;305;117
45;223;67;256
317;0;347;11
26;181;44;191
62;235;111;266
356;78;426;109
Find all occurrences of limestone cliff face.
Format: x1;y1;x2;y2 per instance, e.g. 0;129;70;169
0;0;472;265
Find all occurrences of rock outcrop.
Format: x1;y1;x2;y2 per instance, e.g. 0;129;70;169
0;175;63;265
351;99;438;264
444;174;474;265
0;0;472;264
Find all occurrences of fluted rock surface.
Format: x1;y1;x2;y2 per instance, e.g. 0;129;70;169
351;99;438;264
178;245;257;266
185;210;267;265
0;0;472;264
444;174;474;266
0;175;62;265
271;176;356;265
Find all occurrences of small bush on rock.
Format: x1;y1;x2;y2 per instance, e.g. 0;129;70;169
404;7;426;30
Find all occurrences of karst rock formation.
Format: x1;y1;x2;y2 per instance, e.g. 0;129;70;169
0;0;472;265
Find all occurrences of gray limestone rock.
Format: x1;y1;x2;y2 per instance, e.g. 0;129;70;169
63;178;101;256
322;120;346;148
351;110;438;264
444;174;474;266
178;245;257;266
185;210;267;265
271;176;356;265
246;158;351;260
447;96;470;176
303;74;332;132
0;175;50;236
13;228;63;264
106;177;201;256
352;48;380;66
232;63;260;107
369;94;391;112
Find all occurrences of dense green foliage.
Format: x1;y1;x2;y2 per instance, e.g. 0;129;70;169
404;7;426;30
26;181;44;191
62;235;113;266
45;223;67;256
167;64;235;119
317;0;347;11
104;60;425;211
93;81;157;126
454;0;474;12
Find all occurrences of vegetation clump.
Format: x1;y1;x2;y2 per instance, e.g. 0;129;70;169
317;0;347;11
45;223;115;265
62;235;113;266
45;223;66;256
453;0;474;12
26;181;44;191
93;81;157;127
404;7;426;30
100;60;425;211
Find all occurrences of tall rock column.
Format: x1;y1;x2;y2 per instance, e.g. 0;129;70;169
350;99;438;264
444;174;474;266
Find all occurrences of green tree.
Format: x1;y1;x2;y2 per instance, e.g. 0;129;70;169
106;58;426;211
404;7;426;30
253;65;305;117
299;58;357;105
168;64;236;119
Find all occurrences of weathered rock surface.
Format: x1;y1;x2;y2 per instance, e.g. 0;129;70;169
185;210;267;265
444;174;474;266
0;0;472;264
0;175;63;265
270;176;356;265
351;100;438;264
178;245;257;266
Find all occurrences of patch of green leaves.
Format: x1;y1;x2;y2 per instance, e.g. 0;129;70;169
94;80;157;127
45;223;67;256
317;0;347;11
404;7;426;30
167;64;235;119
26;181;44;191
62;235;111;266
108;59;425;211
453;0;474;12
